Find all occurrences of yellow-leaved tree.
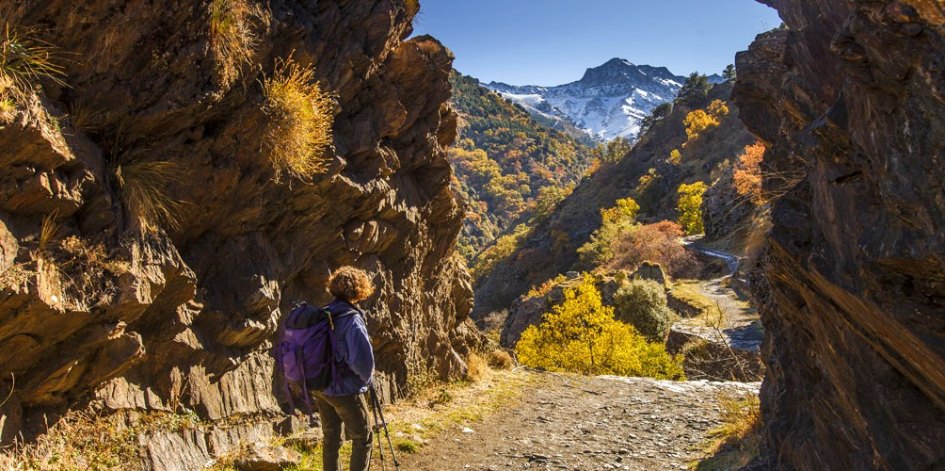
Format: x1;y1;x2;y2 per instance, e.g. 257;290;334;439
516;276;685;380
677;181;708;235
577;197;641;268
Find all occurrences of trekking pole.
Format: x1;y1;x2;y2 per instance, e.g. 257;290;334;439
369;384;401;470
369;391;387;471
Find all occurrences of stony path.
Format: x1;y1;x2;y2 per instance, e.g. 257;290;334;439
672;276;762;352
675;241;763;352
400;373;759;470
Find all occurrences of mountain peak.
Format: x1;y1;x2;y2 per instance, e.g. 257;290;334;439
601;57;636;68
483;58;687;141
577;58;679;86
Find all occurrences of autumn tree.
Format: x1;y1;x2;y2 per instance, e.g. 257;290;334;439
683;110;718;143
669;148;682;164
577;197;641;268
677;181;708;235
707;99;729;118
472;224;531;278
515;276;685;379
734;141;765;205
609;220;695;276
683;100;728;144
533;184;575;219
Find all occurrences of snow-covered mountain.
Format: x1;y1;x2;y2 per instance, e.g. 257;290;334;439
486;58;689;142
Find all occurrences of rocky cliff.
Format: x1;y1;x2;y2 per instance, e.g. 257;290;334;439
734;1;945;468
0;0;478;466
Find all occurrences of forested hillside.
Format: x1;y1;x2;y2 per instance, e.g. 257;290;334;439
448;72;597;264
472;78;761;319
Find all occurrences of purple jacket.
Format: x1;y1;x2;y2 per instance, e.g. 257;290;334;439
323;299;374;396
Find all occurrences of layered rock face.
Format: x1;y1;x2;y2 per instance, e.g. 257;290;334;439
735;1;945;468
0;0;478;463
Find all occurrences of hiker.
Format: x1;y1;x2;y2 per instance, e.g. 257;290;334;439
309;266;376;471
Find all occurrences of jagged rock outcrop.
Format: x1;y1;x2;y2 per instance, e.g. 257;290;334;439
735;1;945;468
0;0;479;466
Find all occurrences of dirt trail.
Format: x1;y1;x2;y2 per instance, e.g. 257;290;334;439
398;373;758;470
674;243;762;352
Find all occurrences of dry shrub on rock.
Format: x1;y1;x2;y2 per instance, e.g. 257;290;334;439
697;394;762;470
115;160;184;232
404;0;420;17
262;59;334;180
487;349;514;370
208;0;255;84
465;353;487;382
0;23;67;99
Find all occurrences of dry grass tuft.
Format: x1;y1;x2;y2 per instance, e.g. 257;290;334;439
67;98;106;133
0;96;14;116
487;349;514;370
60;236;130;275
209;0;255;84
262;58;334;180
38;210;64;253
0;23;67;99
465;353;488;382
693;393;762;470
115;160;184;232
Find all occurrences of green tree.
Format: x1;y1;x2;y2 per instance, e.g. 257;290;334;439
677;181;708;235
723;64;737;81
640;102;673;135
613;279;677;341
515;276;685;379
677;72;711;104
593;136;634;163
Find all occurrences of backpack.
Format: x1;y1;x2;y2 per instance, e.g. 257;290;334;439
277;302;353;413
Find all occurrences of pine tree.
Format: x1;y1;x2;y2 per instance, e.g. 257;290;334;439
677;72;711;104
723;64;737;81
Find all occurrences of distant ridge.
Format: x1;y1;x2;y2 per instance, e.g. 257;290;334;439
487;58;714;141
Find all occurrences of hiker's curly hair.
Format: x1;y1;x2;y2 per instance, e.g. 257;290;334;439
328;266;374;303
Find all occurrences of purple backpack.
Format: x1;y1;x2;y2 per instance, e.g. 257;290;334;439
277;302;352;412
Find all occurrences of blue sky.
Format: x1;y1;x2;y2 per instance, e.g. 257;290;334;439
411;1;781;86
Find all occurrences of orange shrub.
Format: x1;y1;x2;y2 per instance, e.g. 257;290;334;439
734;141;765;204
609;221;695;276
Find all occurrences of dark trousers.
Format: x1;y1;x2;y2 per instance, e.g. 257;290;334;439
313;391;373;471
